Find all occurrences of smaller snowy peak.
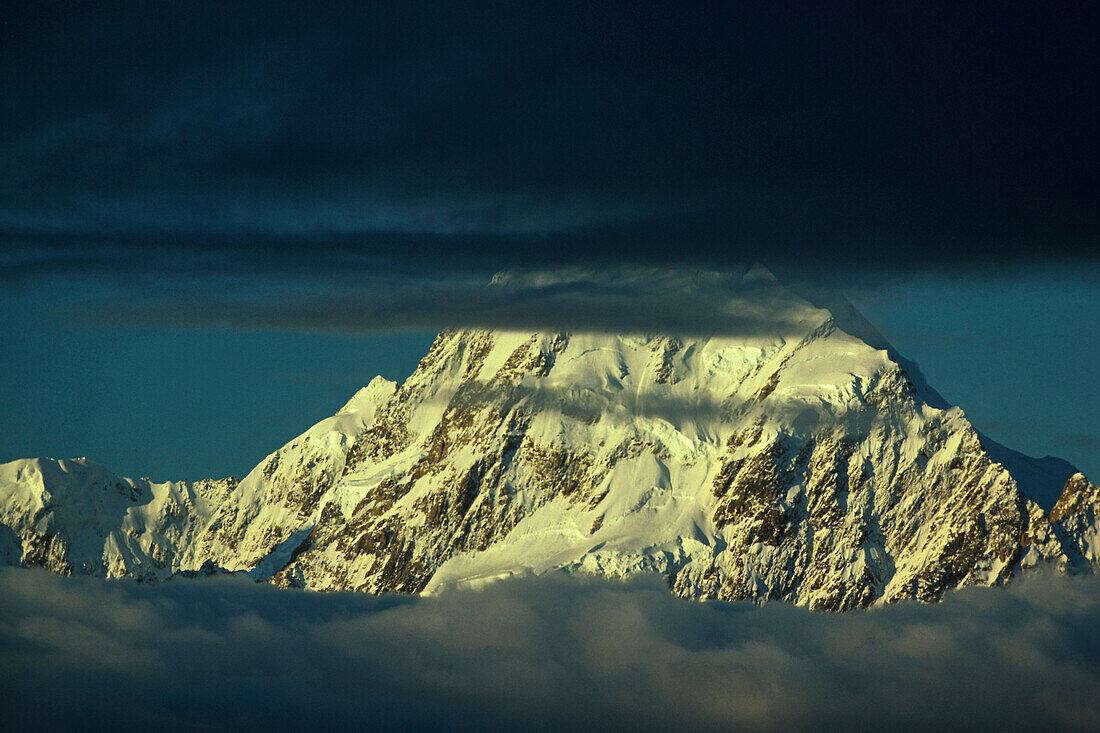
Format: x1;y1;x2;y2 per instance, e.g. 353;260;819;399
0;456;236;579
1038;472;1100;571
339;375;398;416
0;457;144;509
1051;473;1098;522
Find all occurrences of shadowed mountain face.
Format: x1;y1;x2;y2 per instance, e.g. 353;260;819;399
0;270;1094;610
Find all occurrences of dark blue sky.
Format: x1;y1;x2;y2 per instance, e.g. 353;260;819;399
0;2;1096;480
0;277;434;480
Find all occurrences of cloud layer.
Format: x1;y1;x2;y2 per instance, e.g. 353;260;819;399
2;2;1096;281
1;568;1098;731
97;266;830;339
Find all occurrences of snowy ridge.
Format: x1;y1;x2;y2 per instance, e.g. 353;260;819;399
0;457;236;579
0;269;1094;609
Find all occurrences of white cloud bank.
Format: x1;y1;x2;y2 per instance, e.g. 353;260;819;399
0;568;1098;731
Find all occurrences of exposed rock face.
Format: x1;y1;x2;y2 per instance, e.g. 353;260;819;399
0;270;1094;610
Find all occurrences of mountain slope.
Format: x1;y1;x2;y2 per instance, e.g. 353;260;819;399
1;269;1095;609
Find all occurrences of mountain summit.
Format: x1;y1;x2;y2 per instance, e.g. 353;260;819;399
1;269;1095;610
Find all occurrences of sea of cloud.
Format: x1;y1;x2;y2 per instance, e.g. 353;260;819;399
1;568;1097;731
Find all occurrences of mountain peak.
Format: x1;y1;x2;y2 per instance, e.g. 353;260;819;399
0;272;1095;609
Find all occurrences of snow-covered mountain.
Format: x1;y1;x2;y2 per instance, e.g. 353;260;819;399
1;269;1095;610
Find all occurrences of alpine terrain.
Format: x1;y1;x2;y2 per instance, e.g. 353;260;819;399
1;269;1095;611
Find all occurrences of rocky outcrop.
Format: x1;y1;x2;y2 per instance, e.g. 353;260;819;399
1040;473;1100;571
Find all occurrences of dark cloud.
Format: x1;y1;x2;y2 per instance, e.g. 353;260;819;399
1;1;1096;280
97;266;819;337
0;568;1098;731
